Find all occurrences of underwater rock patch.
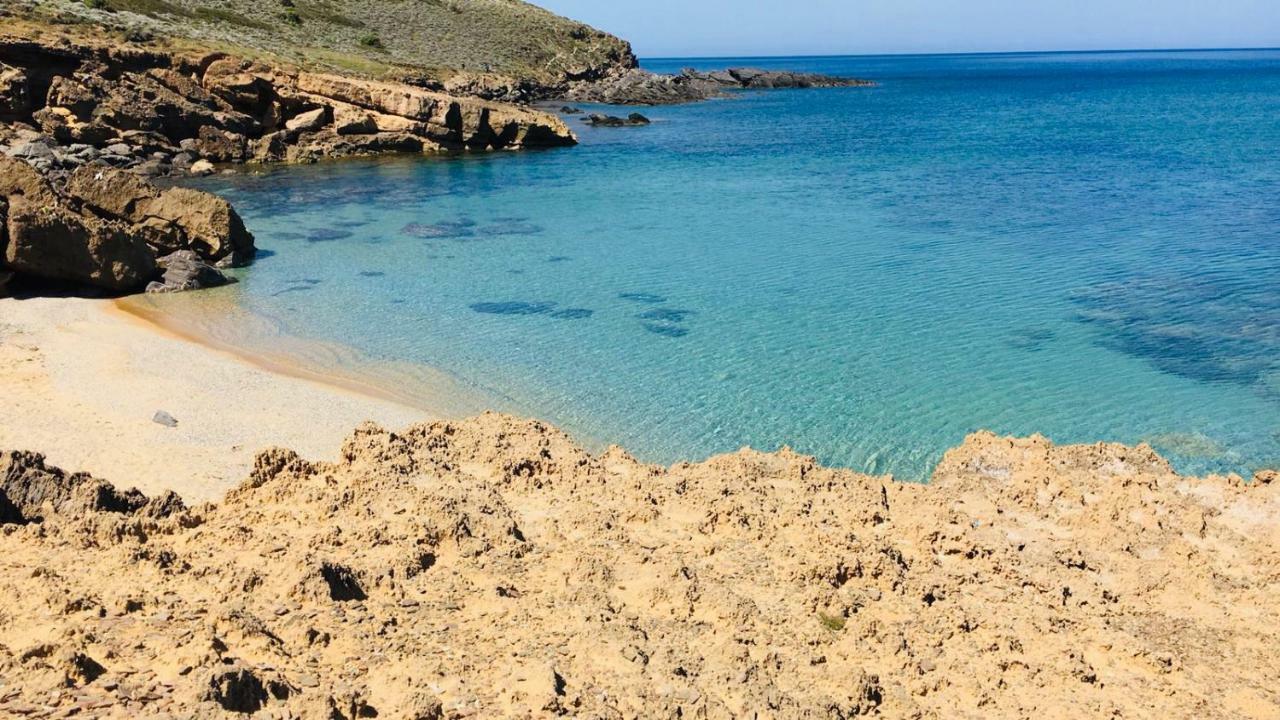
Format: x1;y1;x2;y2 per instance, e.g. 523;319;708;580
305;228;353;243
547;256;571;263
358;271;385;277
619;292;667;304
480;221;544;237
470;301;557;316
638;308;695;323
642;323;689;338
401;218;478;240
1070;276;1279;387
550;308;594;320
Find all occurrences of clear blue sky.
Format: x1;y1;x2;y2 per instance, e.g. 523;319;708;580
535;0;1280;58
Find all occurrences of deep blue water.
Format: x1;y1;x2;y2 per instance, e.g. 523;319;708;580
170;50;1280;478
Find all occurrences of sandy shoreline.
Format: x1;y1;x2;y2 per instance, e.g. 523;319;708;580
0;296;434;501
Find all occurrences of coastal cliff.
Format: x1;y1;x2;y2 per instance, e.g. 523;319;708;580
0;414;1276;717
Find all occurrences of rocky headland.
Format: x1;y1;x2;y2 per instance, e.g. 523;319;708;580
566;66;877;105
0;414;1276;718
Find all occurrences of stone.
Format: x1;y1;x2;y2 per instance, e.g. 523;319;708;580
188;159;215;176
333;106;378;135
139;187;255;266
65;165;158;219
584;113;650;127
4;200;157;292
0;63;30;117
0;156;58;206
285;107;330;133
152;410;179;428
145;250;235;293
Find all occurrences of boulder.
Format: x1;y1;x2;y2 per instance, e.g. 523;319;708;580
145;249;235;293
0;63;29;117
285;107;330;133
584;113;650;127
65;165;158;219
193;126;249;162
0;156;58;206
4;200;157;292
189;159;215;176
140;187;255;266
333;105;378;135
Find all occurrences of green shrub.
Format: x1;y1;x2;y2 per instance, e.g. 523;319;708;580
84;0;110;9
357;33;384;49
283;8;301;26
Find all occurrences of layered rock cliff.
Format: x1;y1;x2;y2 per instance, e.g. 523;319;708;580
0;32;576;179
0;414;1276;718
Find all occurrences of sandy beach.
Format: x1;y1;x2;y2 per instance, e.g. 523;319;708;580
0;296;431;501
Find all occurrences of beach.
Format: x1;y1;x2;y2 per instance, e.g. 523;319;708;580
0;296;430;502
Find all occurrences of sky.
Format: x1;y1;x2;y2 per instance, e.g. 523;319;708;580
534;0;1280;58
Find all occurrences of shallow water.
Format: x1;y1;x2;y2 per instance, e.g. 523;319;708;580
169;50;1280;478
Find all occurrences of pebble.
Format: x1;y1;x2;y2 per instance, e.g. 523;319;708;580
152;411;178;428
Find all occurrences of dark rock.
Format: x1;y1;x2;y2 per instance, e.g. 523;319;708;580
568;66;874;105
560;105;583;114
584;113;650;127
320;563;367;602
203;665;269;714
145;250;235;294
0;450;150;524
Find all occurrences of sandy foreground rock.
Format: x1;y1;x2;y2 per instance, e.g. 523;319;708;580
0;407;1277;718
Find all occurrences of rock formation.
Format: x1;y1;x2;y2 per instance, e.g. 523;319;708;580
583;112;651;127
566;66;876;105
0;157;252;294
0;33;577;179
0;414;1275;717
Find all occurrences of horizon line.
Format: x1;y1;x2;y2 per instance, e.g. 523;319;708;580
641;45;1280;62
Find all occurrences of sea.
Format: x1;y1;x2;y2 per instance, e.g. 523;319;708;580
142;49;1280;479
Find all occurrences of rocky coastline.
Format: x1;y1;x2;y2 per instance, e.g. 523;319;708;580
566;66;877;105
0;414;1276;717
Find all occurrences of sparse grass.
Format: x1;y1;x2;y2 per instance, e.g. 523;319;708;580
32;0;634;86
818;612;846;632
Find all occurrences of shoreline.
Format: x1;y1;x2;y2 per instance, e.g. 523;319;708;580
0;295;439;501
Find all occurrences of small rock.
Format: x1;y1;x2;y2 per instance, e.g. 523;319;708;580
188;159;215;176
152;411;178;428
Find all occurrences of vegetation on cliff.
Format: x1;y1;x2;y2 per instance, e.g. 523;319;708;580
8;0;638;98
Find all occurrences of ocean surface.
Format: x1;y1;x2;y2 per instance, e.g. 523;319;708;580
162;50;1280;479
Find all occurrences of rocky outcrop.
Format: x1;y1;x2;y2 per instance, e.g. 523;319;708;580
566;66;875;105
583;112;651;127
0;33;576;178
0;157;250;294
0;415;1276;717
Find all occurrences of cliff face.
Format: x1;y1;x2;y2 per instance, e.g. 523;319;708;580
15;0;639;101
0;414;1276;718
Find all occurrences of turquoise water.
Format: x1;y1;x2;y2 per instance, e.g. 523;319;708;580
183;50;1280;479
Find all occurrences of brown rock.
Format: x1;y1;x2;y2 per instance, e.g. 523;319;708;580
193;126;249;163
64;165;158;219
332;105;378;136
145;249;235;294
285;107;330;133
4;200;157;291
140;188;255;266
0;62;30;118
0;156;58;207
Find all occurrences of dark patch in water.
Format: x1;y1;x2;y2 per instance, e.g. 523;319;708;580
480;222;544;237
306;228;353;243
509;269;525;275
619;292;667;304
550;308;594;320
1007;327;1056;352
638;308;694;323
491;215;530;223
272;285;314;297
274;231;306;241
1070;276;1279;387
470;301;557;316
333;218;371;228
547;256;571;263
401;218;477;240
358;271;385;278
253;249;277;260
643;323;689;338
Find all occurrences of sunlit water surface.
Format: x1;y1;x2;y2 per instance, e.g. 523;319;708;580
162;50;1280;478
